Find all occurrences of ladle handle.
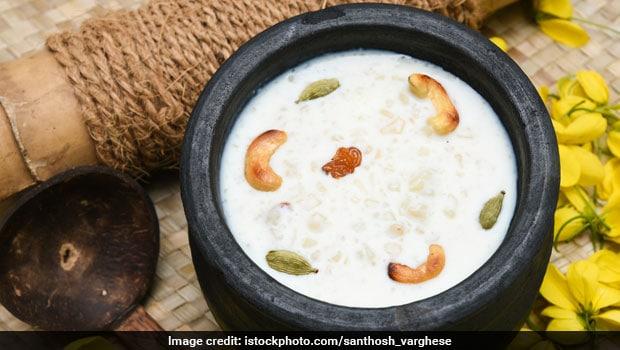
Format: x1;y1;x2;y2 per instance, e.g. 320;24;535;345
115;305;163;331
114;306;168;349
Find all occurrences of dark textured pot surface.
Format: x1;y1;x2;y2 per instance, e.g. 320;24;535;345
181;4;559;331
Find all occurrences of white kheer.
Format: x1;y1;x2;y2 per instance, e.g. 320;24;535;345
219;50;517;308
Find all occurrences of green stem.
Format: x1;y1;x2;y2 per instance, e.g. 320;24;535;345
568;106;618;119
566;101;586;117
590;226;599;251
571;17;620;36
573;189;611;249
576;187;598;215
554;214;588;250
580;309;595;331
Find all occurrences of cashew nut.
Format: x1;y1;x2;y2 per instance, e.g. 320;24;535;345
408;74;459;135
388;244;445;284
244;130;287;191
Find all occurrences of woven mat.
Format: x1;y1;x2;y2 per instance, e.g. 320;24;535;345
0;0;617;331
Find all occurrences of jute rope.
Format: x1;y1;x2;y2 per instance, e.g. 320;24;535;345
46;0;483;176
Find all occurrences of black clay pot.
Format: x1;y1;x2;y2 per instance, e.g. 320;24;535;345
181;4;559;331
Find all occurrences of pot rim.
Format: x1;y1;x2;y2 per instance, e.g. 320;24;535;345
181;4;559;330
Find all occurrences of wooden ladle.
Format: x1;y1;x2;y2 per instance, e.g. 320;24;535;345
0;166;161;331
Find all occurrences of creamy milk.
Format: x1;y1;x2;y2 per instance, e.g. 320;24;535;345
219;50;517;307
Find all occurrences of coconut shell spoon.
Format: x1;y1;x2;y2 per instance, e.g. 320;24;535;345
0;166;162;332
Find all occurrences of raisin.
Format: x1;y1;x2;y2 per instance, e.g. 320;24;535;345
321;147;362;179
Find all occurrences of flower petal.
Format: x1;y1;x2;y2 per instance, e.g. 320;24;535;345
547;327;589;345
607;191;620;211
554;206;585;241
558;76;587;99
489;36;508;52
594;310;620;327
589;250;620;285
541;264;579;311
552;118;567;133
538;85;550;102
538;19;589;48
597;158;620;201
550;100;564;121
537;0;573;18
576;70;609;104
555;113;607;145
541;305;579;319
570;145;604;186
602;208;620;238
592;283;620;310
608;131;620;158
603;190;620;223
567;260;599;309
551;96;596;123
559;145;581;188
562;186;593;212
547;318;586;331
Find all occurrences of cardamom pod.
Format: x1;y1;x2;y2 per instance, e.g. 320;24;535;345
296;78;340;103
479;191;506;229
266;250;318;275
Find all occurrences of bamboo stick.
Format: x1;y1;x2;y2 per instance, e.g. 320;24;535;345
0;50;97;200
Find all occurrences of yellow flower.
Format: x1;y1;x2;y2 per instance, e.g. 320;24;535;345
538;19;589;48
597;158;620;201
554;187;596;243
550;95;597;122
562;185;591;212
571;146;604;186
554;206;585;241
538;85;550;103
557;70;609;108
540;261;620;331
557;76;587;99
600;204;620;243
535;0;589;47
489;36;508;52
552;113;607;144
590;189;620;244
596;310;620;330
559;145;580;187
576;70;609;104
554;187;620;246
608;130;620;157
537;0;573;18
589;250;620;289
545;70;619;247
558;145;604;187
